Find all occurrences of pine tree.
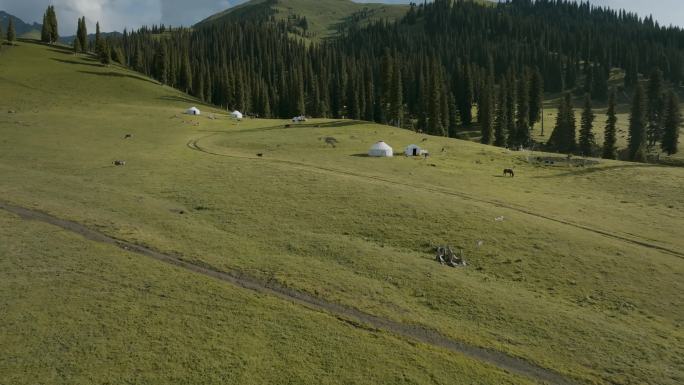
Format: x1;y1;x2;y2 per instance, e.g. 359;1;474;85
7;17;15;44
95;22;102;52
493;79;508;147
179;52;192;93
78;17;88;53
389;60;404;127
505;71;517;146
459;63;474;126
48;6;58;43
661;90;681;156
603;89;618;159
448;92;459;137
628;84;647;161
479;77;494;144
528;67;544;127
579;94;595;156
428;61;444;136
380;50;393;123
41;13;50;43
646;67;665;148
133;46;144;73
549;93;576;153
515;74;531;147
99;40;111;65
152;44;168;81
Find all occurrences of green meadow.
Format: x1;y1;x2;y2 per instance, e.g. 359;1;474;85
1;41;682;385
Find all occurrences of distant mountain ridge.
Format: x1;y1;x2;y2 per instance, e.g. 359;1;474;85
0;11;42;38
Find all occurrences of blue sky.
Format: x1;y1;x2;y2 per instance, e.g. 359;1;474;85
0;0;681;35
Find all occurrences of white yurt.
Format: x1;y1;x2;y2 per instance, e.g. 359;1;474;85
186;107;201;116
231;110;243;120
369;141;394;157
405;144;422;156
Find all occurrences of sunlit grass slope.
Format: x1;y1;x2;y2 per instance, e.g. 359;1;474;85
0;41;682;385
198;0;409;39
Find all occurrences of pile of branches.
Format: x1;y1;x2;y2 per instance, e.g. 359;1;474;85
435;246;467;267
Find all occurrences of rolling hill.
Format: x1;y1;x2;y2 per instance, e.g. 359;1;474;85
0;41;683;385
197;0;410;39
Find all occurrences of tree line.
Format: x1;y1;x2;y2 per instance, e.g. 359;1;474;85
549;68;680;160
58;0;682;158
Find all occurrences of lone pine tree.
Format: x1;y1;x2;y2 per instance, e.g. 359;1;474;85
661;90;681;156
6;17;15;44
628;84;648;162
603;89;618;160
579;94;596;156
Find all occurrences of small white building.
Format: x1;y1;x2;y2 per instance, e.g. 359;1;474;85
231;110;243;120
405;144;423;156
292;116;307;122
186;107;201;116
369;141;394;157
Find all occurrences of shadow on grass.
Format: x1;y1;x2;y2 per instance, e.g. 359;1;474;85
47;47;77;56
158;95;202;105
77;70;159;85
350;154;370;157
51;58;102;67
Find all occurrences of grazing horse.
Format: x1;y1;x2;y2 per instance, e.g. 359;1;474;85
257;153;263;157
503;168;515;177
124;134;132;139
113;160;126;166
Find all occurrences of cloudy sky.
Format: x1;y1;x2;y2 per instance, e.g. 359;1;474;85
0;0;681;35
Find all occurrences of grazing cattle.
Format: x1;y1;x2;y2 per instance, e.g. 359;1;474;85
113;160;126;166
257;153;263;157
124;134;132;139
503;168;515;177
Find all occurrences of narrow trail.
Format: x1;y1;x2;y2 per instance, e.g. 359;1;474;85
0;200;579;385
188;135;684;260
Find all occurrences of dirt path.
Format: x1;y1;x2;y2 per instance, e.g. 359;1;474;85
0;200;579;385
188;136;684;260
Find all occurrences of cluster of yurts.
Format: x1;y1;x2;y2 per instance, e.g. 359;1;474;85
368;141;428;158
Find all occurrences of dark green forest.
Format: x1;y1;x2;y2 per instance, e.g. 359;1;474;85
83;0;682;158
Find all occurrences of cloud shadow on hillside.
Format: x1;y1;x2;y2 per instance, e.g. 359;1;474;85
77;70;159;85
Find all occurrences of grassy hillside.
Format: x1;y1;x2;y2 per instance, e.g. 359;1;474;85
198;0;409;39
1;41;683;385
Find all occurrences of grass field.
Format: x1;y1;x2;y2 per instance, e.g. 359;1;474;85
1;41;683;385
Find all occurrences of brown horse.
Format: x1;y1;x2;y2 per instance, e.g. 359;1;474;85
503;168;515;177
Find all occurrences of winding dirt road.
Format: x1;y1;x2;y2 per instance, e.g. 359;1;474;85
0;200;579;385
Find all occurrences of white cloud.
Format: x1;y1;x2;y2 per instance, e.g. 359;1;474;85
0;0;162;35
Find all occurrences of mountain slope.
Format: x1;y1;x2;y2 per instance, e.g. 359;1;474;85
1;41;683;385
0;40;539;385
197;0;409;39
0;11;41;38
